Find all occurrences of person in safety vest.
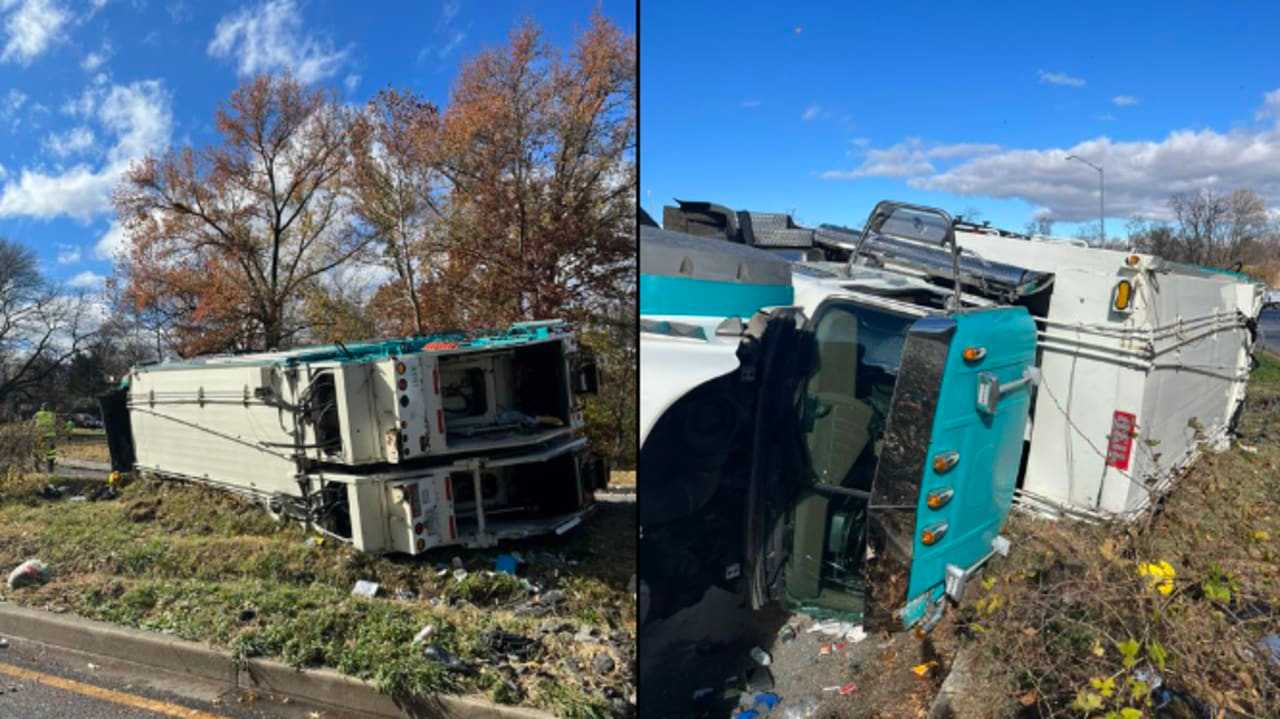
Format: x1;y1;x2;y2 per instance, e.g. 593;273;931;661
34;403;57;474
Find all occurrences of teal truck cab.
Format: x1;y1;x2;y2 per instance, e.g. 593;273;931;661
639;203;1038;630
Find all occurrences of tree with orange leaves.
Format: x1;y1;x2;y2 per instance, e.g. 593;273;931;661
114;74;367;355
432;12;636;326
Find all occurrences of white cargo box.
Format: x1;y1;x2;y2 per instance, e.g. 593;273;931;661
953;231;1265;519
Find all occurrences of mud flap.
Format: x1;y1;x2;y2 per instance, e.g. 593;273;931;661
98;386;135;472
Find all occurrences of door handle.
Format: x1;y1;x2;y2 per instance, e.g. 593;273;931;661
976;367;1039;415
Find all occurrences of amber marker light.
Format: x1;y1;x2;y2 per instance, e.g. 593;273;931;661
932;450;960;474
1113;280;1133;311
921;523;948;545
926;488;954;510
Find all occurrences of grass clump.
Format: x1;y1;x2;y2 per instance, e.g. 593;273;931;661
0;458;635;717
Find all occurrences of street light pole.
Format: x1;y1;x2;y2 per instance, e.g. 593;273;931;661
1066;154;1104;244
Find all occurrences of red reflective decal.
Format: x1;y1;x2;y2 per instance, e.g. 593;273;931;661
1106;411;1137;470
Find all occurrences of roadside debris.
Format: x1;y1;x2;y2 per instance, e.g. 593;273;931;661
480;628;540;662
806;619;866;642
350;580;379;598
394;588;416;601
422;644;471;674
494;553;519;575
777;624;797;643
749;646;772;666
822;682;858;695
0;637;8;649
411;625;436;644
6;559;49;590
745;666;774;692
911;660;938;677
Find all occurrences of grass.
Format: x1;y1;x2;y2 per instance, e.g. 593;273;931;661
0;468;636;717
937;349;1280;717
609;470;636;489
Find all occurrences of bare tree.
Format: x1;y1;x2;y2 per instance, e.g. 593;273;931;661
115;74;368;355
1023;216;1055;237
0;238;94;411
348;89;446;335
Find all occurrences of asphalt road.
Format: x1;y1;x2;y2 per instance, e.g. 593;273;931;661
0;637;333;719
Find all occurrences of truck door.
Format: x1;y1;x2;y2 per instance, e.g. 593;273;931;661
869;307;1037;627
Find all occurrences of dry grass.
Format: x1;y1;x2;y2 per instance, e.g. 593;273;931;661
609;470;636;488
56;433;111;464
939;351;1280;717
0;470;636;717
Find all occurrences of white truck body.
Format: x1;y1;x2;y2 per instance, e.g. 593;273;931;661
115;321;605;554
948;231;1264;519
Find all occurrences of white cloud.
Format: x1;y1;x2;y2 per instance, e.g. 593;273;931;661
208;0;348;84
67;270;104;288
80;41;111;72
1;87;26;129
0;79;172;221
1112;95;1140;107
1038;69;1086;87
913;133;1280;223
343;73;360;93
94;218;127;259
55;243;80;264
801;104;821;121
1257;89;1280;123
1;0;69;64
740;99;762;109
821;138;1001;180
44;125;95;157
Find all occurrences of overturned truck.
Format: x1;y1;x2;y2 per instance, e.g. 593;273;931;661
101;321;607;555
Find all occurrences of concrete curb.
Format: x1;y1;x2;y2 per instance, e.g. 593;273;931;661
0;603;553;719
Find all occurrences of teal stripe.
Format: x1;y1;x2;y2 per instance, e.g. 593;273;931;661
640;273;793;318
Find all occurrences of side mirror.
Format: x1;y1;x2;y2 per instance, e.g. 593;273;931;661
572;354;600;395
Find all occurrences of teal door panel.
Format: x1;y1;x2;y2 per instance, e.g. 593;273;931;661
904;306;1036;607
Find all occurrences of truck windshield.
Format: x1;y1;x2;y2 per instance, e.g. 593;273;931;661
786;302;915;618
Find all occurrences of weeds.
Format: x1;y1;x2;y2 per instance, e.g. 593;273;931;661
0;468;634;716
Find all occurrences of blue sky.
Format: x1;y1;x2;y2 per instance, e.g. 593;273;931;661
640;1;1280;238
0;0;632;291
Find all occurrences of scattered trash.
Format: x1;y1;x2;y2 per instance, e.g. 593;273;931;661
39;485;63;500
779;696;819;719
1260;634;1280;667
540;589;566;605
749;646;772;666
692;687;715;702
574;625;600;643
422;644;470;674
494;553;519;575
1239;442;1259;454
807;619;867;642
821;682;858;695
778;624;797;643
237;608;256;622
68;496;88;503
412;625;436;644
394;588;417;601
592;652;615;675
451;568;469;582
304;537;324;548
0;638;8;649
911;661;938;677
87;663;99;671
481;628;540;661
724;563;741;580
745;666;775;692
7;559;50;590
752;692;780;711
350;580;379;598
435;566;450;577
